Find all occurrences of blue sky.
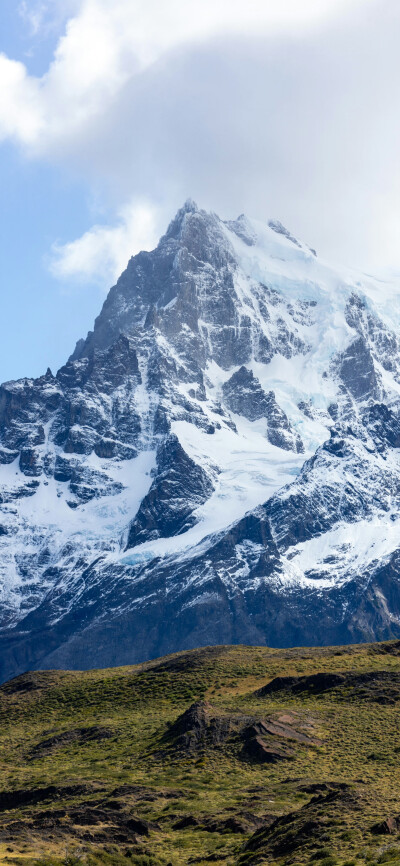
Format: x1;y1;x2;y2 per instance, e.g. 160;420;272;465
1;0;59;74
0;2;110;381
0;0;400;383
0;140;105;381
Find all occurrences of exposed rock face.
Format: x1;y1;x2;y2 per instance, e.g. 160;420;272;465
243;787;363;860
242;732;294;764
241;715;320;764
337;336;381;401
0;785;95;813
164;701;250;754
173;811;265;835
164;700;318;764
222;366;303;451
30;726;113;759
126;435;214;547
371;815;400;835
3;201;400;678
257;670;400;704
256;672;347;697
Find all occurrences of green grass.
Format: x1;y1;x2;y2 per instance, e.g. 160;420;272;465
0;642;400;866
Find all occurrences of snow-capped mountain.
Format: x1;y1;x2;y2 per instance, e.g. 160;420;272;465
2;199;400;680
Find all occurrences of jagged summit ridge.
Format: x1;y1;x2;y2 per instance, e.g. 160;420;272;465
1;202;400;679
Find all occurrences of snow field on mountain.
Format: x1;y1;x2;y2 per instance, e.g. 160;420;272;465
3;201;400;672
280;512;400;591
0;449;156;615
119;415;305;565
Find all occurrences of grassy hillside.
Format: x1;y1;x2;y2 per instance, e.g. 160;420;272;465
1;642;400;866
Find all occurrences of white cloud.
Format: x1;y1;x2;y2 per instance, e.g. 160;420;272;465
1;0;400;281
0;54;43;143
0;0;373;150
49;201;160;284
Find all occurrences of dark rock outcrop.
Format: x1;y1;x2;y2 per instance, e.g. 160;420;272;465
126;435;214;547
256;670;400;704
337;336;381;401
30;726;113;759
243;787;362;860
371;815;400;835
222;366;303;451
241;717;319;764
0;784;96;812
164;701;251;754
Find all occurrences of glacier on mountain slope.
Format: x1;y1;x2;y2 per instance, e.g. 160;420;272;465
114;214;400;576
1;200;400;677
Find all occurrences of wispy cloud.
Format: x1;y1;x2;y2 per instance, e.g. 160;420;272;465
49;200;160;285
18;0;78;38
18;1;46;36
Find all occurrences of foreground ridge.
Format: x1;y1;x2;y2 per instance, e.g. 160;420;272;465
2;202;400;677
0;640;400;864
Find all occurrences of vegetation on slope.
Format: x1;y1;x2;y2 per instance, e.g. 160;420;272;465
1;642;400;866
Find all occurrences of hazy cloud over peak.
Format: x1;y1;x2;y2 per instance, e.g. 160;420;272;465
1;0;400;286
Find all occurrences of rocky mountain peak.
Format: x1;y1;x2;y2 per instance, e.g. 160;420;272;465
267;219;302;248
1;203;400;680
163;197;200;238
